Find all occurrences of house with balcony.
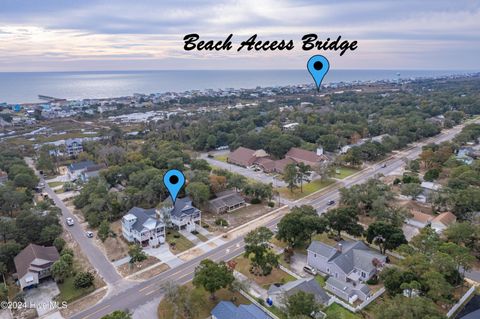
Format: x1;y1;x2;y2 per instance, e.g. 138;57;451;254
122;207;166;247
14;244;59;290
160;197;201;232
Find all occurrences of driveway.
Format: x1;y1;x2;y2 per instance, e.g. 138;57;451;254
23;280;60;317
144;245;184;268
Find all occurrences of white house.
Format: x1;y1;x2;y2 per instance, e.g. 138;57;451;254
122;207;166;247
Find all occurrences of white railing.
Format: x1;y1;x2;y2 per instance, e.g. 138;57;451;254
447;286;476;318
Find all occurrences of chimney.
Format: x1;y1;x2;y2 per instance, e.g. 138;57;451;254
336;243;342;253
316;146;324;156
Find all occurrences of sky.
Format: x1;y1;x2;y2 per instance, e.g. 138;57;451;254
0;0;479;72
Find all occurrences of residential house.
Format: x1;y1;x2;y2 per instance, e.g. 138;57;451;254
65;138;84;157
307;240;386;302
208;190;246;214
418;181;442;203
405;211;434;229
285;147;328;167
161;197;201;232
14;244;60;290
0;170;8;185
326;277;371;304
211;301;272;319
80;164;107;182
457;147;474;165
267;277;331;308
431;212;456;233
67;160;96;181
122;207;166;247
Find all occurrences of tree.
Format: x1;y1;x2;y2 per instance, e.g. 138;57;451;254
98;220;111;242
0;242;21;270
400;280;421;298
421;271;452;303
375;295;445;319
297;162;311;193
400;183;423;200
40;224;63;246
444;222;479;252
74;271;95;289
190;159;211;171
244;227;278;275
185;182;210;207
51;259;70;283
193;259;234;300
410;227;440;256
128;244;147;266
283;163;298;192
439;242;475;275
101;310;132;319
424;168;440;181
162;282;199;319
0;283;7;302
276;206;325;247
366;222;407;254
380;267;417;296
285;291;320;318
0;219;16;243
53;238;66;252
324;207;363;238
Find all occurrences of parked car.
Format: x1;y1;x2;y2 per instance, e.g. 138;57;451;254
66;217;75;226
303;265;317;275
273;225;279;233
381;163;387;168
86;231;94;238
327;200;335;206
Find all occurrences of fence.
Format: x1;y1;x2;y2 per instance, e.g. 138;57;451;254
278;264;302;279
239;289;280;319
447;286;476;318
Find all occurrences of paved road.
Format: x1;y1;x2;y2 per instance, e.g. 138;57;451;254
25;158;122;285
70;120;477;319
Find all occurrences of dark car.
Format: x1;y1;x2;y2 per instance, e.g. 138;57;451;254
327;200;335;206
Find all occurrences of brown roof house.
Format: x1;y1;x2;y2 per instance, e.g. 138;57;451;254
285;147;328;167
227;147;269;167
14;244;60;290
431;212;456;233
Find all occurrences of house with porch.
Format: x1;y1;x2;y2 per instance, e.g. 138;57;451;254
208;190;246;214
267;277;331;308
122;207;166;247
160;197;201;232
14;244;60;290
307;240;386;302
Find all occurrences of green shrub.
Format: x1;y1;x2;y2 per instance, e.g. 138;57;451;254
251;198;261;204
215;218;229;226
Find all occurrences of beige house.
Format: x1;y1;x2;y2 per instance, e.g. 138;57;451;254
14;244;60;290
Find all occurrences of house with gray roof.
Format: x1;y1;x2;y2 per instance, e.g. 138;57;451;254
160;197;201;232
122;207;166;247
325;277;371;303
267;277;331;308
67;160;96;181
307;240;386;302
14;244;60;290
211;301;271;319
209;190;246;214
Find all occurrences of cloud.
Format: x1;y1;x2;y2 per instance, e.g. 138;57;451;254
0;0;479;71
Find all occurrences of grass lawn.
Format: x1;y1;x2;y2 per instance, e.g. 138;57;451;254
57;276;95;303
166;230;194;253
324;304;361;319
334;166;360;179
195;232;209;242
277;179;335;200
157;284;249;319
315;275;326;287
48;181;64;188
214;155;228;162
234;256;296;289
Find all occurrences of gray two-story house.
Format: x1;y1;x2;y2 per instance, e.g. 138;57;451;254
160;197;201;232
307;240;386;302
122;207;166;247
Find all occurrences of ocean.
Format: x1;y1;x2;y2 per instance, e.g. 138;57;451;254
0;69;467;104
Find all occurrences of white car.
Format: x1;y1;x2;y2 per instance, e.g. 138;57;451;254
66;217;75;226
86;231;94;238
303;265;317;275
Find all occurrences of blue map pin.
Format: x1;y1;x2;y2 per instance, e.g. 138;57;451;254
163;169;185;204
307;55;330;91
